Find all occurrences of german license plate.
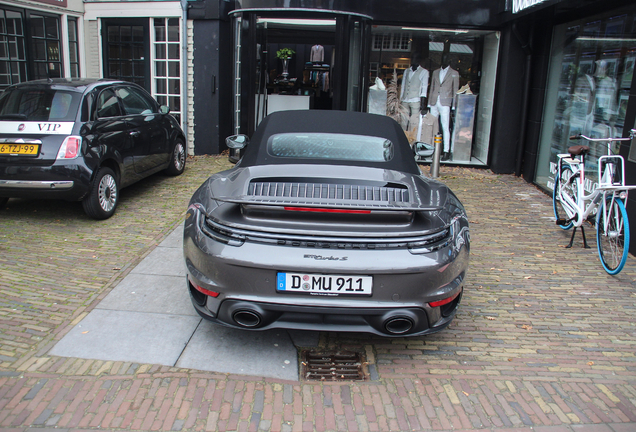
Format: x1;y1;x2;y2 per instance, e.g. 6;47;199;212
277;272;372;295
0;143;39;156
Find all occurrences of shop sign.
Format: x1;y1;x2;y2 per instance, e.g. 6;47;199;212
512;0;547;13
31;0;67;8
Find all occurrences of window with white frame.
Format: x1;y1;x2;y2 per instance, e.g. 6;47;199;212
153;17;181;124
372;32;411;52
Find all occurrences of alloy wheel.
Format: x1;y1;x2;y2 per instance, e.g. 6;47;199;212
98;174;117;212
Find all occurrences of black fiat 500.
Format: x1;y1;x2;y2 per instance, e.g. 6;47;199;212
0;78;186;219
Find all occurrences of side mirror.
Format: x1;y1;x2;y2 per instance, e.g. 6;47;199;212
226;134;249;149
414;142;434;158
159;105;170;115
226;134;249;163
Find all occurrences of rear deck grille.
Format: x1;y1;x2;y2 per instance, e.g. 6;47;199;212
248;181;409;203
301;350;367;381
203;217;451;251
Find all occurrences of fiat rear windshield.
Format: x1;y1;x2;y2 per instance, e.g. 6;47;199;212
268;133;394;162
0;88;81;122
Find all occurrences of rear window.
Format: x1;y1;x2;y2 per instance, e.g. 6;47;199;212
268;133;394;162
0;88;81;121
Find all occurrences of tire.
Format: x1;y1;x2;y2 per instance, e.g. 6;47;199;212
164;139;186;176
82;167;119;220
596;196;630;275
553;166;577;230
0;197;8;209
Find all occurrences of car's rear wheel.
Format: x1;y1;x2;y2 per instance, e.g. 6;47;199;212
82;167;119;220
165;139;186;176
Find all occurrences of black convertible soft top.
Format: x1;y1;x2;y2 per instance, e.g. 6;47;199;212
238;110;420;175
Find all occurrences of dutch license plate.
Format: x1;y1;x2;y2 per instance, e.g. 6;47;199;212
0;143;39;156
277;272;372;295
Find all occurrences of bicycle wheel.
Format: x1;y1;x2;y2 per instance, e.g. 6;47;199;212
553;166;577;230
596;195;630;275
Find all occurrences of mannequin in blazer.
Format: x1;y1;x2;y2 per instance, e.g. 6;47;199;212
428;55;459;160
400;53;429;133
310;45;324;62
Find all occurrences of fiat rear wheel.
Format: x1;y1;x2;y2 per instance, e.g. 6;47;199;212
165;139;186;176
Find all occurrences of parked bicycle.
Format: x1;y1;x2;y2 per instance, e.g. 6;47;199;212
552;129;636;275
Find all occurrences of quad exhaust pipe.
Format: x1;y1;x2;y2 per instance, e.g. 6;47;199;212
226;301;422;335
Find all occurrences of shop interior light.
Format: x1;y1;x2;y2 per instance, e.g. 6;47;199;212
576;36;636;42
258;18;336;26
402;27;469;33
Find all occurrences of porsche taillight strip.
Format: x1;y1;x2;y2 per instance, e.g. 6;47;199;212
248;181;410;203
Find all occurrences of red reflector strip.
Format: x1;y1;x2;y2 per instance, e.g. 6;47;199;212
197;285;220;298
190;278;220;298
429;288;462;308
284;207;371;214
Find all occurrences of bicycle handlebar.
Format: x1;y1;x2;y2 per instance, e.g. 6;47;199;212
569;133;632;143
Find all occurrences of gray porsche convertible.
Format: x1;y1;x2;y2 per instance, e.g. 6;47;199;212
183;110;469;337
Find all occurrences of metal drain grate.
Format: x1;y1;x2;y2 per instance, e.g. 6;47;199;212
301;350;367;381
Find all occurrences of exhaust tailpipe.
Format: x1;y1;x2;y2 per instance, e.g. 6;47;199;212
384;316;414;334
232;309;262;328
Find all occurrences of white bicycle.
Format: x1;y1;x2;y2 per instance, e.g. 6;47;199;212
553;129;636;275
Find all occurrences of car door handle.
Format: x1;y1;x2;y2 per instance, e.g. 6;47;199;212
129;131;140;137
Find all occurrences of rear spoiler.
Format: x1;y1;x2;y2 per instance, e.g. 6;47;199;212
214;195;443;212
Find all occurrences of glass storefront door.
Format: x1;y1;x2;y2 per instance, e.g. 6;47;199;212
535;8;636;192
231;12;370;136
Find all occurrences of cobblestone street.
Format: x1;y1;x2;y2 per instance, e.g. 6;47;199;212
0;159;635;431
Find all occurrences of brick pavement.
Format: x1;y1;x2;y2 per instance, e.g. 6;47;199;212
0;161;635;431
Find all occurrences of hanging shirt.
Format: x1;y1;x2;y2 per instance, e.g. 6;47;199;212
400;66;429;103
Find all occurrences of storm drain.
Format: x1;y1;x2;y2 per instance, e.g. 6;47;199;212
301;350;367;381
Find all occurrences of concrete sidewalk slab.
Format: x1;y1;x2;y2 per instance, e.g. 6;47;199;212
49;223;310;381
49;309;201;366
159;224;184;248
130;246;185;277
97;273;196;316
176;320;299;380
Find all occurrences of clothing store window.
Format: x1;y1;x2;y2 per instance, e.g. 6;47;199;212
0;8;27;89
153;17;181;125
68;17;80;78
29;13;62;80
367;26;499;165
534;8;636;192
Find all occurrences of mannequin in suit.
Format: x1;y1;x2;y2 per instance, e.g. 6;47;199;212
310;45;324;62
428;55;459;160
400;53;429;133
